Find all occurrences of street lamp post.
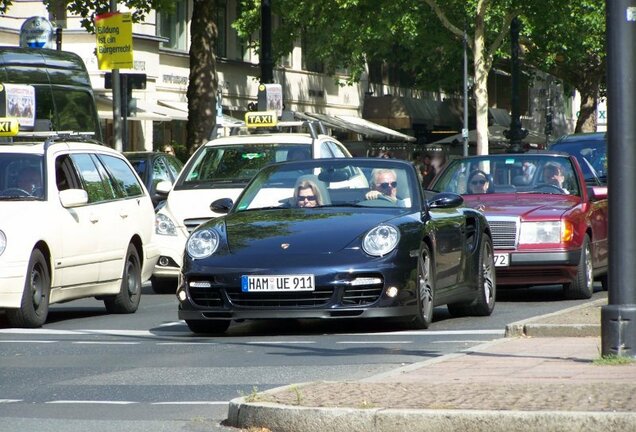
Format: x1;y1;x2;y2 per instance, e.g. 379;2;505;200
504;17;528;153
462;25;469;157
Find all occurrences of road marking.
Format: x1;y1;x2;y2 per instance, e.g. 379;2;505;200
337;341;412;344
72;341;140;345
0;399;22;403
0;340;57;344
346;329;505;336
156;342;216;346
246;341;316;344
46;400;137;405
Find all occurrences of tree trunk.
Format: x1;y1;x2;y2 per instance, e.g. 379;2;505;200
473;10;490;155
575;83;599;133
186;0;218;154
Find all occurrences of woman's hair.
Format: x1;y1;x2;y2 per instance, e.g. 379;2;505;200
293;179;325;205
467;169;491;192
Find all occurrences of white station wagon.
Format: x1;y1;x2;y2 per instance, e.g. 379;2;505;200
152;118;353;293
0;130;159;327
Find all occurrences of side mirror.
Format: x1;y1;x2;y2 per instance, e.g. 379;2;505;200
211;198;233;214
427;192;464;209
59;189;88;208
589;185;608;201
155;180;173;195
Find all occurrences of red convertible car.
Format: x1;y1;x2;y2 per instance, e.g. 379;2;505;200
429;152;608;299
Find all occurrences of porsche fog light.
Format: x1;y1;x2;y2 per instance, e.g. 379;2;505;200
177;289;187;301
155;213;178;236
385;286;399;298
0;230;6;256
362;224;400;257
187;229;220;259
519;221;562;244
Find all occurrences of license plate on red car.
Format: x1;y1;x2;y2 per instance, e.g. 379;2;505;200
241;275;315;292
494;253;509;267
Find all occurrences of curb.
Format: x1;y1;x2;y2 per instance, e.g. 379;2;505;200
504;298;605;337
227;400;636;432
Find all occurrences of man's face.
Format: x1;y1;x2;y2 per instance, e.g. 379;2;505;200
374;172;397;198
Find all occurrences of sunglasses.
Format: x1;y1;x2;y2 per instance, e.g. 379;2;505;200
297;195;317;202
377;181;398;189
471;179;487;186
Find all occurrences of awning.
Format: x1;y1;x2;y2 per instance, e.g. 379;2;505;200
296;112;415;142
363;95;462;130
158;100;244;124
96;96;170;122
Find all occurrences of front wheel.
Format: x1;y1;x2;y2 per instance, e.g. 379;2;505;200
448;234;496;317
104;244;142;313
411;242;435;329
6;249;50;328
563;235;594;300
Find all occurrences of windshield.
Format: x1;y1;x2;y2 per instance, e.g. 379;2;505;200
180;143;314;188
233;159;419;212
0;153;45;199
431;154;582;197
550;139;607;183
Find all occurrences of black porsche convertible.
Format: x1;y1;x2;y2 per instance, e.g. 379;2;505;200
177;158;495;334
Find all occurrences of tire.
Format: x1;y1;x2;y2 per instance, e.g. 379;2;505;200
448;234;496;317
6;249;50;328
104;244;142;314
411;242;435;329
599;273;608;291
151;276;177;294
186;320;230;335
563;235;594;300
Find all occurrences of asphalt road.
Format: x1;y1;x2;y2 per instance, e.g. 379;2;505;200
0;283;606;432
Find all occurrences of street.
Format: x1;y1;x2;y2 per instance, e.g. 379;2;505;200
0;283;606;432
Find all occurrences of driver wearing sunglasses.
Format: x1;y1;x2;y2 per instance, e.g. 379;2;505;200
467;169;491;194
365;168;399;203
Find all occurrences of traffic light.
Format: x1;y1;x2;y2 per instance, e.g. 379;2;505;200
545;106;553;135
104;73;146;117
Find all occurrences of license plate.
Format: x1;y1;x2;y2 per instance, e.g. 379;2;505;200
494;253;510;267
241;275;315;292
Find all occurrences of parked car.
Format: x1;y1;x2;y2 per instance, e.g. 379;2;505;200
0;129;160;327
124;151;183;209
152;118;354;294
549;132;607;184
429;151;608;299
177;157;495;334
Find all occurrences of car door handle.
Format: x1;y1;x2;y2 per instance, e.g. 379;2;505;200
120;210;129;219
89;214;99;223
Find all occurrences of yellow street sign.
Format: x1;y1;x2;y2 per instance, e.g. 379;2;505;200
95;12;133;70
245;111;278;128
0;117;20;136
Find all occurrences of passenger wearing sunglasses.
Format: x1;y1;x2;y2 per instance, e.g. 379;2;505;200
467;170;491;194
365;168;399;203
293;179;326;208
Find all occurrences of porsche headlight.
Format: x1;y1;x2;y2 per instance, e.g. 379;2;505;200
187;229;220;259
362;224;400;257
155;213;177;236
520;221;572;244
0;230;6;256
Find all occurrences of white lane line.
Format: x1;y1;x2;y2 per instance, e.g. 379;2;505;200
151;401;228;405
345;329;505;336
0;340;57;344
0;399;22;403
46;400;137;405
72;341;140;345
246;341;316;344
156;342;216;346
336;341;412;344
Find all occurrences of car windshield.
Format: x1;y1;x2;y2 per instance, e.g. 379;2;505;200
181;143;314;187
0;153;45;199
431;154;582;197
550;138;607;183
233;159;419;211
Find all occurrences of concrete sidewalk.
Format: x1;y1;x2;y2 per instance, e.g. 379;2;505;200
227;297;636;432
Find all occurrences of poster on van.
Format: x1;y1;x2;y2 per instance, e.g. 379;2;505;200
0;84;36;128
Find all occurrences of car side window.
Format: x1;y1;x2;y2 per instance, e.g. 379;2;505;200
70;153;117;203
152;158;172;189
98;154;144;198
319;142;334;158
327;141;348;158
164;156;183;180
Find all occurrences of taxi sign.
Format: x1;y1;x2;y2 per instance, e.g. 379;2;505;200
0;118;20;136
245;111;278;128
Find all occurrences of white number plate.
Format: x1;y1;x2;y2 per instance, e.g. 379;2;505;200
241;275;315;292
494;253;510;267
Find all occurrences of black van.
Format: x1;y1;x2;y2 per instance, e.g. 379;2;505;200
0;47;102;140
